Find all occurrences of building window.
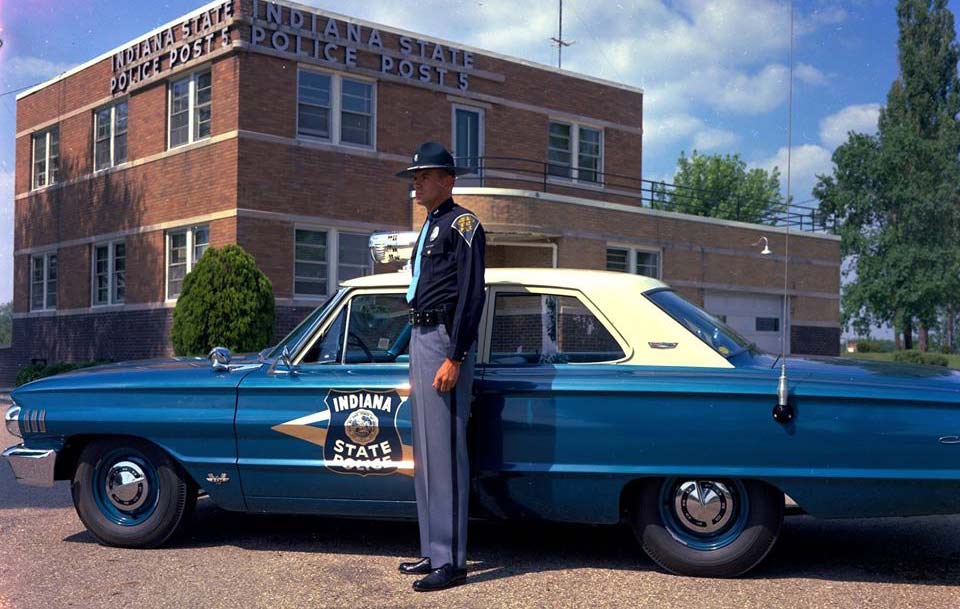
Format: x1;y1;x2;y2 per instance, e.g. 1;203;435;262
30;252;57;311
166;225;209;300
547;121;603;184
756;317;780;332
606;246;660;279
294;228;373;297
32;127;59;190
94;101;128;171
295;229;328;297
297;69;376;148
338;232;373;282
168;70;212;149
92;241;126;306
340;78;373;146
453;105;484;175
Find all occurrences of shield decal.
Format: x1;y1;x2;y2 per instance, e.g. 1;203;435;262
323;388;406;477
271;387;413;477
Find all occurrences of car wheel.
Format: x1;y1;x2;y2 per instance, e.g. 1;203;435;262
632;477;783;577
71;437;197;548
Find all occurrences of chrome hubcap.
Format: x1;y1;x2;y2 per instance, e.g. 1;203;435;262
105;461;149;512
673;480;734;534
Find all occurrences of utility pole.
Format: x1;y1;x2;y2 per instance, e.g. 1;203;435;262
550;0;574;69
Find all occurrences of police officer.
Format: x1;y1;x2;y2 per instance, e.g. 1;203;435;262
396;142;486;592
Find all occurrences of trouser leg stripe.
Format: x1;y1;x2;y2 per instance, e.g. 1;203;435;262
450;385;459;568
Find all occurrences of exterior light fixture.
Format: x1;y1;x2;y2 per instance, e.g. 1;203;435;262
752;236;772;256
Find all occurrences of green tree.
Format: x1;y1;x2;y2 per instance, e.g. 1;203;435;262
0;301;11;346
653;151;785;224
171;245;276;356
815;0;960;350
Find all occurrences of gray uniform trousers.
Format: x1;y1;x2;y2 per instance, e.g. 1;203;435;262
409;323;474;569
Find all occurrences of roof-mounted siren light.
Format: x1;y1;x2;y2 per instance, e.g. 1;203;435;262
369;231;420;271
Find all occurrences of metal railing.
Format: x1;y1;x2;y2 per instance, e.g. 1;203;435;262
451;156;835;233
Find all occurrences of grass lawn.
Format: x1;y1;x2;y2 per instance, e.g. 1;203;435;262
846;351;960;370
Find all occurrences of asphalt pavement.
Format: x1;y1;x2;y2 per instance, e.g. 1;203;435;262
2;424;960;609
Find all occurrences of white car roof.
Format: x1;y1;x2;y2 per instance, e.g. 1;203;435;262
342;267;668;293
342;268;731;368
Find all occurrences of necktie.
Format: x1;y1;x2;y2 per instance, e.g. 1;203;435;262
406;219;431;304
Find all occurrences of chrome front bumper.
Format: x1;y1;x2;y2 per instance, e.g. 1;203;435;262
2;445;57;487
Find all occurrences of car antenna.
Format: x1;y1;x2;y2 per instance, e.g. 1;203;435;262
772;0;795;425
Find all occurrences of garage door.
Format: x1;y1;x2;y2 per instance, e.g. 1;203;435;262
703;292;788;355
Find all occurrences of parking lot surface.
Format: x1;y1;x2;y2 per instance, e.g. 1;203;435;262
3;425;960;609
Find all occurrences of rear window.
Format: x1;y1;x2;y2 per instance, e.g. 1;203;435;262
489;293;625;364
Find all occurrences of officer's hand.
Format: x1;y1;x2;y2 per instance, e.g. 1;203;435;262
433;358;461;393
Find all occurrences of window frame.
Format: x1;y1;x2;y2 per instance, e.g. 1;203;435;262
164;225;209;301
93;100;129;172
294;287;408;367
167;66;213;150
292;225;374;299
295;66;377;150
30;251;58;311
546;119;604;185
450;103;485;177
605;244;662;279
479;285;631;365
31;127;59;190
91;239;126;307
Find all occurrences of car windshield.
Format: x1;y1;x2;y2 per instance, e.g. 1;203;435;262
646;289;753;358
265;290;344;359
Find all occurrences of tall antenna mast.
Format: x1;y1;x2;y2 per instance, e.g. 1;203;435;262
550;0;574;69
773;0;795;424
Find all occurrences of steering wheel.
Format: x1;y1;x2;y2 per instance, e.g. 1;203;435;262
347;331;374;362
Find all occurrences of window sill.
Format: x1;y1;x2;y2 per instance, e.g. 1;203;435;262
167;135;212;152
545;176;606;191
293;135;377;154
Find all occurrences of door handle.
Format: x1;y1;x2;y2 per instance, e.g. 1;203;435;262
648;342;678;349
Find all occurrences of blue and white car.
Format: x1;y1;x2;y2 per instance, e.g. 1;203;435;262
5;267;960;577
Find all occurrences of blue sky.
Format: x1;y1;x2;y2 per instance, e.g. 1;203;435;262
0;0;938;305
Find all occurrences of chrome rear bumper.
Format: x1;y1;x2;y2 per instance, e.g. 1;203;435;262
2;445;57;487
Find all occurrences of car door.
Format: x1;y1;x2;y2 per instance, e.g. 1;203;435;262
470;286;632;522
236;289;416;516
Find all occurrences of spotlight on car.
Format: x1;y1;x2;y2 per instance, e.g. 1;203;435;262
369;231;420;268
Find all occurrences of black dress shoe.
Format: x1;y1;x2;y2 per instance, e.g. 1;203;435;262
412;563;467;592
399;557;431;575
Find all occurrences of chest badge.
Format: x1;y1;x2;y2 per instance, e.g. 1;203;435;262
429;226;440;242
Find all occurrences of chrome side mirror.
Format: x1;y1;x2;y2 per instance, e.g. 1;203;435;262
208;346;232;372
268;345;299;375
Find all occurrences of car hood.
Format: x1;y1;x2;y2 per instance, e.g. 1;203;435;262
743;354;960;401
12;354;263;398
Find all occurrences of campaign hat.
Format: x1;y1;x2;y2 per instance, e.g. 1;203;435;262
395;141;471;177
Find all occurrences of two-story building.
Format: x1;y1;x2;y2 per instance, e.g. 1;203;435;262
1;0;841;385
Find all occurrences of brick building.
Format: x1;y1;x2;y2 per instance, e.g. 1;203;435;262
1;0;840;385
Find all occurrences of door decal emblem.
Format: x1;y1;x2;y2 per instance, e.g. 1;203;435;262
271;387;414;477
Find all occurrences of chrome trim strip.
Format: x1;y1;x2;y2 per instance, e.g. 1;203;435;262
2;446;57;487
3;405;21;438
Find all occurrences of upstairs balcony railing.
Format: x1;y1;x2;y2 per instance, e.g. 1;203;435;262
450;156;835;234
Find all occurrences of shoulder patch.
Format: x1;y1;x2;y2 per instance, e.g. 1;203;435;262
451;213;480;247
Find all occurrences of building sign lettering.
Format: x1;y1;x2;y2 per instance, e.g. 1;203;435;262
111;1;235;95
250;0;474;91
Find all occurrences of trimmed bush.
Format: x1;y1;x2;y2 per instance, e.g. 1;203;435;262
855;339;895;353
892;350;949;367
15;361;106;387
171;245;275;356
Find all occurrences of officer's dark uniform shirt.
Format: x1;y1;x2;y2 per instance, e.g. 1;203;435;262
409;197;486;363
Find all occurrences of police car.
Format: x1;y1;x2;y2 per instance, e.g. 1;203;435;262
5;238;960;577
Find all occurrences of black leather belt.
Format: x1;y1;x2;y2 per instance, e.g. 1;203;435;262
409;308;450;327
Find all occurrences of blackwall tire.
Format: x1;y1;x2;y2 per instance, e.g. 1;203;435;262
633;477;783;578
71;437;197;548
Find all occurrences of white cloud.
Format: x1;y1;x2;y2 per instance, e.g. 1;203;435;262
693;127;739;151
0;170;13;303
796;63;828;86
0;56;75;88
752;144;834;201
818;103;881;149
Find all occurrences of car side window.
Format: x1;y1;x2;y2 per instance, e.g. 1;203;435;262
343;294;411;364
489;293;625;364
301;306;347;364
